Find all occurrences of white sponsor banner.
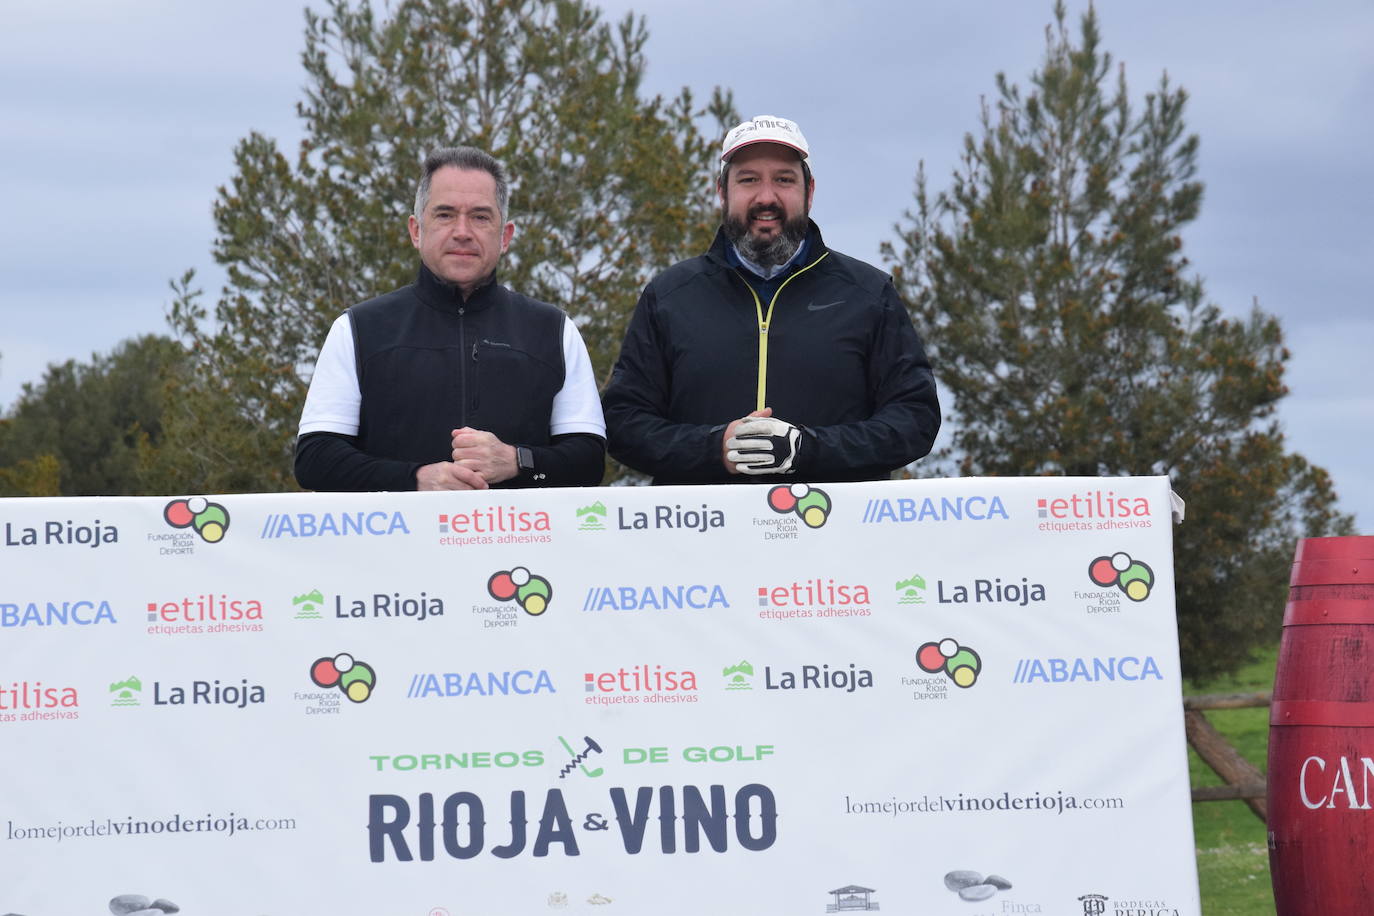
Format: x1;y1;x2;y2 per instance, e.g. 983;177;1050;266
0;477;1198;916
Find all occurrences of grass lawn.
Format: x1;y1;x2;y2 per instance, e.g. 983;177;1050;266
1186;646;1277;915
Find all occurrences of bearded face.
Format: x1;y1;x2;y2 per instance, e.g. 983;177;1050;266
718;144;812;269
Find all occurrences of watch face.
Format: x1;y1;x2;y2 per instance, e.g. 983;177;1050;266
518;447;534;471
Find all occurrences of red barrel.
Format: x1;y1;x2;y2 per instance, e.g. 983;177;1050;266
1268;536;1374;913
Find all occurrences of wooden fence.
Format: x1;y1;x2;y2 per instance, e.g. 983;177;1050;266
1184;691;1270;822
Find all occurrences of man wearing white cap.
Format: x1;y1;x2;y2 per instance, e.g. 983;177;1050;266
602;115;941;484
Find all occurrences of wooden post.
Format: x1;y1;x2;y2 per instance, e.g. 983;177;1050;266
1183;708;1266;822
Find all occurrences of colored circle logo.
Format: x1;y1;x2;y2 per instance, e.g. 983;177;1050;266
164;497;231;543
766;484;832;529
1088;552;1154;602
488;567;554;616
311;652;377;703
916;638;982;688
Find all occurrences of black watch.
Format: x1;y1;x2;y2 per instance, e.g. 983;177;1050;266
516;446;535;478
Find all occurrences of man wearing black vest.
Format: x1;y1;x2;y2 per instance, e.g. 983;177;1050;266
602;115;940;484
294;147;606;491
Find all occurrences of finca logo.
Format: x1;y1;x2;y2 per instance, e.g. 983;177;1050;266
164;497;230;543
1;599;116;628
862;494;1008;524
576;501;607;531
260;510;409;539
916;639;982;688
1012;655;1162;684
311;652;377;702
292;588;324;619
110;676;142;707
723;661;755;691
581;584;728;612
488;567;553;616
1087;552;1155;602
895;575;927;605
767;484;832;528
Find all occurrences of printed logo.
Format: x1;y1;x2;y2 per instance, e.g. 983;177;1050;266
1;599;116;628
1012;655;1163;684
723;661;754;691
324;589;444;623
292;589;325;619
438;505;552;546
916;639;982;688
148;677;266;709
368;747;546;772
1300;755;1374;810
110;676;142;707
3;518;118;550
762;662;873;693
576;501;607;531
895;575;926;604
164;497;230;543
1036;488;1153;533
608;501;725;534
311;652;377;703
0;680;79;723
1079;895;1108;916
260;510;409;539
824;886;879;912
557;735;605;779
405;670;555;699
1087;552;1155;602
861;494;1008;524
756;577;871;620
145;593;264;636
929;575;1047;608
942;870;1012;903
766;484;831;529
581;584;728;612
583;664;699;705
488;568;553;616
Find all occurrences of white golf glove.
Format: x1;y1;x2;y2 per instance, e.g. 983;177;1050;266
726;417;803;475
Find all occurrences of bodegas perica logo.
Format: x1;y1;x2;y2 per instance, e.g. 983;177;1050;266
766;484;833;529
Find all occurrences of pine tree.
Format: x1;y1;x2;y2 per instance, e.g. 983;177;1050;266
884;2;1351;678
162;0;733;491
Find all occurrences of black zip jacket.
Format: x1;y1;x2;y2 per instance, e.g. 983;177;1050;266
295;265;605;491
602;223;939;484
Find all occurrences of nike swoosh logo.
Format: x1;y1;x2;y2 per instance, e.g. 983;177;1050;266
808;300;844;311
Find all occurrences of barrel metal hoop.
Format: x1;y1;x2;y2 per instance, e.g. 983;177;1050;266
1271;700;1374;728
1291;559;1374;587
1283;598;1374;626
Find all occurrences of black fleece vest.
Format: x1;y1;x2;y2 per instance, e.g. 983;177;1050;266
348;267;566;464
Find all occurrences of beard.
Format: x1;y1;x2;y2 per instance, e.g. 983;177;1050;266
722;203;809;269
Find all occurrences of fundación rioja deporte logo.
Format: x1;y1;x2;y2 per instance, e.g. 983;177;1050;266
1087;552;1155;602
310;652;377;703
766;484;832;529
916;638;982;688
164;497;230;543
487;567;553;616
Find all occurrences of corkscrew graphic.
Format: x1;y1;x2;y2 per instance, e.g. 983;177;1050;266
556;734;604;778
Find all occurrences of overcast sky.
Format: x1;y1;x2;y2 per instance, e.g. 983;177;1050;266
2;0;1369;529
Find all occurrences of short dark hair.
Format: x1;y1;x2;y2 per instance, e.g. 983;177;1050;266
414;147;511;220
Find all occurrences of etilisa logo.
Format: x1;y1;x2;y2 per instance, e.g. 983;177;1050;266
1088;552;1155;602
164;497;230;543
145;593;264;637
259;508;409;539
1036;488;1153;533
438;504;551;547
583;664;699;706
861;493;1008;524
756;577;871;620
723;661;755;691
581;583;728;612
1;598;116;629
895;575;926;604
110;676;142;707
310;652;377;703
0;679;79;723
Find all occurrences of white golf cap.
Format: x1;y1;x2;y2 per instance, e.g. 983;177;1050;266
720;115;810;168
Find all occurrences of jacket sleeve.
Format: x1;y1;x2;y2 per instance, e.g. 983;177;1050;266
795;281;941;478
523;433;606;487
294;432;423;492
602;285;732;482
